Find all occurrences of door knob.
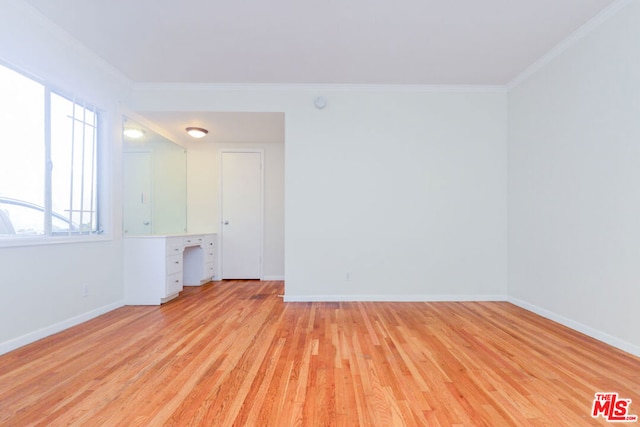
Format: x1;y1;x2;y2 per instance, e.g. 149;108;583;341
143;221;150;225
223;220;229;225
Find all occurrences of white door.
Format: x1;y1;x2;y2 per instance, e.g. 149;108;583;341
221;151;263;279
123;152;152;235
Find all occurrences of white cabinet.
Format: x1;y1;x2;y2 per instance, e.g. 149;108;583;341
203;234;217;282
124;233;217;305
166;254;183;295
124;236;184;305
182;234;217;285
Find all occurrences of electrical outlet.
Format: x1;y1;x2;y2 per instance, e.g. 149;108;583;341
345;272;351;281
82;284;89;297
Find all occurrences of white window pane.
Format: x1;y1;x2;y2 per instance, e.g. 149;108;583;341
50;94;73;230
0;64;45;236
50;93;98;233
0;64;100;239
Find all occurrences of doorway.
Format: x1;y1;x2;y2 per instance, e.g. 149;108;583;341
220;150;264;279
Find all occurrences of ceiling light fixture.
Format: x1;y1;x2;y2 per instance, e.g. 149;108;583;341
123;128;144;139
186;127;208;138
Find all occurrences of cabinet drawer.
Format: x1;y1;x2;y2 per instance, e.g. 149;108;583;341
203;262;215;280
166;238;183;256
203;235;216;248
204;249;216;263
166;254;182;275
166;272;183;296
183;235;204;247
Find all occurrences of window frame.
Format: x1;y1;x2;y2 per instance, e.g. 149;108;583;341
0;62;110;247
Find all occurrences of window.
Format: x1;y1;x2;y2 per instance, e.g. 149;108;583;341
0;63;100;238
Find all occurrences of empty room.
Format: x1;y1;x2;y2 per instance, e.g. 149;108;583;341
0;0;639;425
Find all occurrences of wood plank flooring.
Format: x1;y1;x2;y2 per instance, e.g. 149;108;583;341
0;280;638;426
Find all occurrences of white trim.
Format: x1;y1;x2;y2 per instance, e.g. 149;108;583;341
219;149;265;280
262;275;284;281
133;82;507;94
283;294;507;302
0;234;112;248
508;0;633;90
6;0;131;93
508;297;640;358
0;300;124;356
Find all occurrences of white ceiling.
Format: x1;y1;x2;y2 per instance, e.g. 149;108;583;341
21;0;619;143
23;0;616;85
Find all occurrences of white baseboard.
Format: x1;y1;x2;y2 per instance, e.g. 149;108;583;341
0;300;125;356
283;294;507;302
508;297;640;358
262;275;285;281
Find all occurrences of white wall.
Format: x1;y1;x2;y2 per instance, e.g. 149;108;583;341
4;0;634;359
132;85;508;300
0;0;130;354
287;90;508;300
186;140;285;280
2;0;635;359
508;1;640;355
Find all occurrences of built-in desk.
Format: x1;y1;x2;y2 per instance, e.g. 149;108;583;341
124;233;218;305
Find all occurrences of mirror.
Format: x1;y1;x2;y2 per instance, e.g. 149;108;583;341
122;117;187;235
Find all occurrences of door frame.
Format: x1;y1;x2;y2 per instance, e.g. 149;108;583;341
218;148;265;280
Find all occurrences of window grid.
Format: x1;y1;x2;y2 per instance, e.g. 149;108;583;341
0;62;101;239
58;98;98;235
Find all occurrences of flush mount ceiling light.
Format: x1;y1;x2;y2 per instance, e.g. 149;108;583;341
123;128;144;139
186;127;208;138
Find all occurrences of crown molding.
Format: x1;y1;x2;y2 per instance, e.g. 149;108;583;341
133;82;507;94
10;0;132;90
508;0;633;90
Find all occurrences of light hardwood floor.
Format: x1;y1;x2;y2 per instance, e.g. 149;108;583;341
0;281;638;426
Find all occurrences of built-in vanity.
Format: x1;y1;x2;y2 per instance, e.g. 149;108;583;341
122;116;218;305
124;233;217;305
